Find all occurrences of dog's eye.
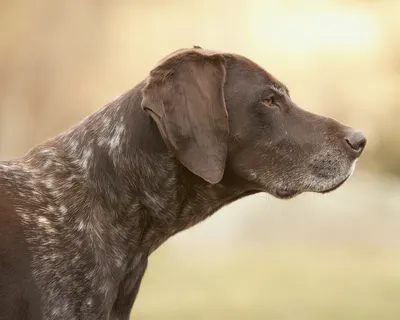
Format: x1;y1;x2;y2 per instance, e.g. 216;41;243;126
262;97;275;107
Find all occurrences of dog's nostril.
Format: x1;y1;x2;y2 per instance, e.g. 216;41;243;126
345;131;367;154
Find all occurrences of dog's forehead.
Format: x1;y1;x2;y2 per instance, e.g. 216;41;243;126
155;47;289;95
230;54;289;94
154;47;222;66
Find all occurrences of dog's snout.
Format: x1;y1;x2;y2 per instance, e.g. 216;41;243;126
344;130;366;155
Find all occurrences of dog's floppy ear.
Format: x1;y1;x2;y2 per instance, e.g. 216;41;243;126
141;49;228;184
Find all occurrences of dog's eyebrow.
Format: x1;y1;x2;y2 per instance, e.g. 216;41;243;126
271;84;289;97
283;86;290;96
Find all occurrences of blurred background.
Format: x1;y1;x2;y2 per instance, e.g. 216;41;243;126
1;0;400;318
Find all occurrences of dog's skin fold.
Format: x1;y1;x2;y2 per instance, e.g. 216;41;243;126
0;47;366;319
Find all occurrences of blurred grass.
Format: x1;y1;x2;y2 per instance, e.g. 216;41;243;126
132;245;400;319
131;174;400;319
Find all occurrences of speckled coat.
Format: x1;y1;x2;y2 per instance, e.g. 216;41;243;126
0;47;365;320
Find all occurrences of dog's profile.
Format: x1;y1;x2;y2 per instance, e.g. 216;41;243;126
0;46;366;319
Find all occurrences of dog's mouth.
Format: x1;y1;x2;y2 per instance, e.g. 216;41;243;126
317;177;348;194
271;160;357;200
274;188;302;199
317;162;356;194
274;176;350;199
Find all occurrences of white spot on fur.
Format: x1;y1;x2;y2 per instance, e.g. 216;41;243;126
248;169;258;179
59;205;67;214
44;179;54;189
77;220;86;231
86;298;93;306
66;175;77;182
40;149;53;155
0;164;11;172
38;216;49;225
102;117;111;128
51;307;61;317
69;140;79;153
115;257;124;268
50;253;59;261
109;124;125;150
80;148;93;170
271;84;288;97
97;137;108;147
20;213;30;221
43;159;52;169
38;216;56;233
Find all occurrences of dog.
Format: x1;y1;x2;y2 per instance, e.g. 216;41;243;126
0;46;366;319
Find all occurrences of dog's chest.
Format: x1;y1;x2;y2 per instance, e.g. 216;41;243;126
0;164;139;318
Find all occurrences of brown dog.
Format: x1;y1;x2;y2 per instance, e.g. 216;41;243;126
0;47;366;319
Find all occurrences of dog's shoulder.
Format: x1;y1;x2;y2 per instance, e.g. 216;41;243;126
0;161;42;319
0;160;32;266
0;171;28;267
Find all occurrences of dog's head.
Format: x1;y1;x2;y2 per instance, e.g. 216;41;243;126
141;47;366;199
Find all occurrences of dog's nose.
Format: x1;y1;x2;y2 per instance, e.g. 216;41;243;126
345;130;366;156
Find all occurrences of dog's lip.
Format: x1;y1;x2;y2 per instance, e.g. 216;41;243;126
274;188;301;199
317;177;348;194
274;175;350;199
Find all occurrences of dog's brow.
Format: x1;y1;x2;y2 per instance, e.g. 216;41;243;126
271;84;289;97
283;86;290;96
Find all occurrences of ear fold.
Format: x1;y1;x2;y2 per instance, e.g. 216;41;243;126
141;49;229;184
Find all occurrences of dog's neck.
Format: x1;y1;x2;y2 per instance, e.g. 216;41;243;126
22;82;255;257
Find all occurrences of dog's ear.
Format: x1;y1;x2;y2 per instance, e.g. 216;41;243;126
141;50;228;184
